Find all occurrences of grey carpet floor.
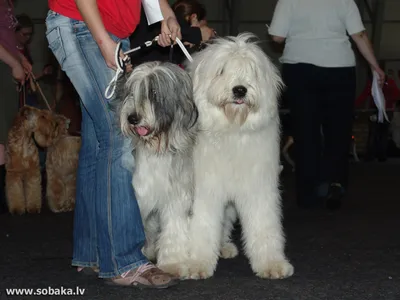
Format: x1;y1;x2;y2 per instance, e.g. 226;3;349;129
1;161;399;300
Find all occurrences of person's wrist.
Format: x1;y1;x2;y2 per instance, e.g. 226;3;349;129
370;63;379;71
94;32;113;49
10;57;21;69
160;2;175;21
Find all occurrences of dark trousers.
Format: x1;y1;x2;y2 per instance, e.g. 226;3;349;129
365;118;390;161
282;63;356;207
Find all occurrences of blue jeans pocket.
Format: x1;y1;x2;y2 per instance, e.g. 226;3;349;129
46;10;60;21
46;27;66;67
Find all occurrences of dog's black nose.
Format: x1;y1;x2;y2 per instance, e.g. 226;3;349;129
127;113;140;125
232;85;247;98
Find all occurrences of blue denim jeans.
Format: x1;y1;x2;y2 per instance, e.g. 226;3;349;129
45;11;148;278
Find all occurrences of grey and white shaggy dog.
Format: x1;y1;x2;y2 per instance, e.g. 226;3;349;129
114;61;198;274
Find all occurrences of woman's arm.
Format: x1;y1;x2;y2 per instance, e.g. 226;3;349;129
17;52;32;73
268;0;292;44
351;30;385;85
0;44;20;69
74;0;119;69
158;0;181;46
351;31;380;71
0;44;26;83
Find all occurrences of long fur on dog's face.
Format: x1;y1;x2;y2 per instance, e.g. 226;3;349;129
115;61;198;153
185;32;283;131
16;106;58;147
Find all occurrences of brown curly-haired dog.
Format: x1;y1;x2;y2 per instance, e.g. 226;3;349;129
5;106;57;215
46;114;81;213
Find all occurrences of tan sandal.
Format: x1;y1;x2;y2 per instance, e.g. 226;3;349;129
105;263;178;289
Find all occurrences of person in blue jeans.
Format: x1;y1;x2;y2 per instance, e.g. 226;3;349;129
45;0;182;288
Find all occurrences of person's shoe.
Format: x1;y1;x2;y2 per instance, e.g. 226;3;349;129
105;263;178;289
326;183;344;210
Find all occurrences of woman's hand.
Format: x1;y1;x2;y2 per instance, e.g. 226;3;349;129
98;36;132;72
159;16;182;47
12;62;26;85
98;36;121;70
43;64;54;76
19;54;32;74
371;65;386;88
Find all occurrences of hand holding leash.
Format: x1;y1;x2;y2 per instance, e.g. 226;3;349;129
104;36;193;100
105;37;160;99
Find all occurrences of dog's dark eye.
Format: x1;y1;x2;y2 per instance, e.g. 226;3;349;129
149;89;157;100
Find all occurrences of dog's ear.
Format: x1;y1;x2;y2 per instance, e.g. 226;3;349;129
19;106;34;118
176;73;198;129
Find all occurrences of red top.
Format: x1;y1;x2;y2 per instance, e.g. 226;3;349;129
355;78;400;110
49;0;141;39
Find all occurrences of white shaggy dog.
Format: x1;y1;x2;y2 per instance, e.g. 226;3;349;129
181;33;294;280
115;61;198;274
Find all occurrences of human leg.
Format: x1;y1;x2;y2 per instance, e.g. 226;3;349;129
45;12;176;285
319;67;356;208
282;63;322;208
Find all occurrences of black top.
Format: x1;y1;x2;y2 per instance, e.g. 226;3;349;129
129;7;202;66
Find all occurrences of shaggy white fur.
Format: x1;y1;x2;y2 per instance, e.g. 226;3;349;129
181;33;294;280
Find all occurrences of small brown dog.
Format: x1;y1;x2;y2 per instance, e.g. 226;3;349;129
5;106;57;215
45;114;81;213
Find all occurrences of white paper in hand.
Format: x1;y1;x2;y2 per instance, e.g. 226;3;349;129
142;0;164;25
371;71;389;123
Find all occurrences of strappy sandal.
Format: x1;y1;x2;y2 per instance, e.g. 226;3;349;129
105;263;178;289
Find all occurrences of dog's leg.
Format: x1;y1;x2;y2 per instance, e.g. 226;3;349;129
236;177;294;279
24;168;42;214
184;188;226;280
46;168;65;213
5;171;26;215
220;203;239;259
142;213;159;262
156;194;191;278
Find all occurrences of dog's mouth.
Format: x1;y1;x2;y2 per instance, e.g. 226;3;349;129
234;99;245;105
133;126;151;137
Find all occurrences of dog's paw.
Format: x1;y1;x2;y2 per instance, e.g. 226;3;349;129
254;260;294;279
8;207;26;215
220;242;238;259
157;263;189;279
26;206;41;214
185;260;216;280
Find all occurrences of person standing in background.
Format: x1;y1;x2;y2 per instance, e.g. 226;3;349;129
15;14;54;108
129;0;215;66
0;0;32;214
269;0;385;210
46;0;182;288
